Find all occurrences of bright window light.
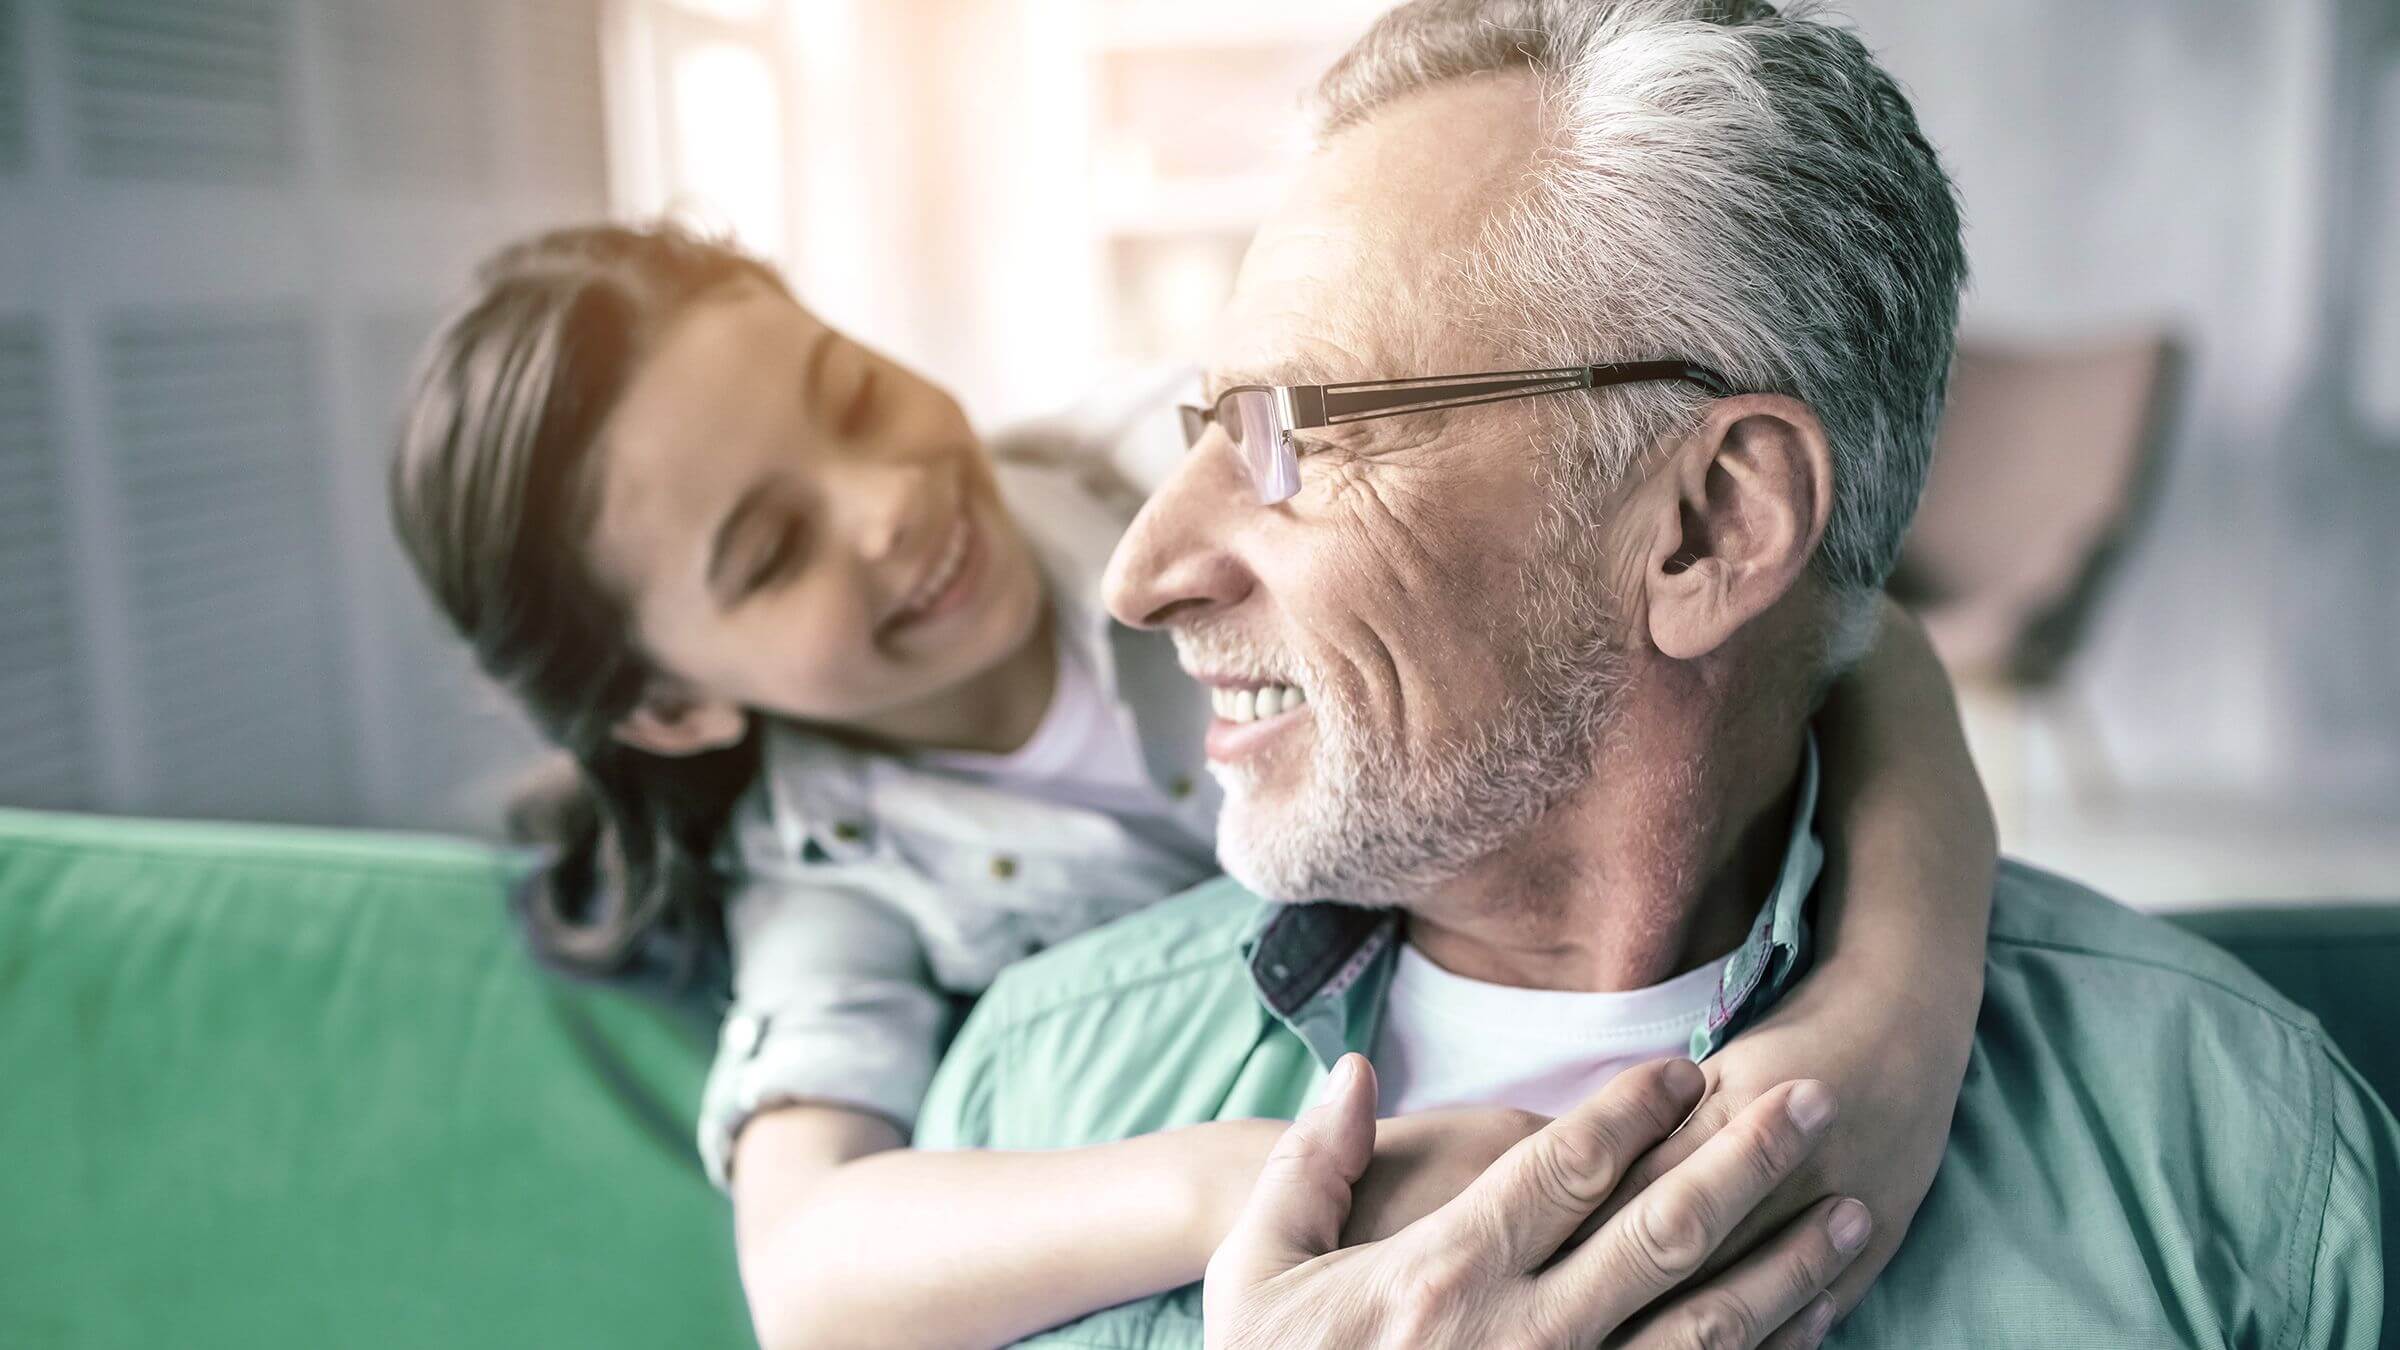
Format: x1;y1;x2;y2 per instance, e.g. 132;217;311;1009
666;0;775;23
671;41;785;261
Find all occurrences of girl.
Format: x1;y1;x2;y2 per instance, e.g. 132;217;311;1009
390;223;1993;1347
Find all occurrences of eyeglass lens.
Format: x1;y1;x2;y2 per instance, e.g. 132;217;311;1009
1226;390;1299;503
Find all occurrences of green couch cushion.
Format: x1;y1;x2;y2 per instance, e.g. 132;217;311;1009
0;810;752;1349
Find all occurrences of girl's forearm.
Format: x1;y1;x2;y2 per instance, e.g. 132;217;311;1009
733;1108;1281;1350
1812;597;1996;996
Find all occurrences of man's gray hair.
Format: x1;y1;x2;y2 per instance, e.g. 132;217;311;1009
1316;0;1965;665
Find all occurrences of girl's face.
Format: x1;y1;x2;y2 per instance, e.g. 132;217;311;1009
587;282;1046;749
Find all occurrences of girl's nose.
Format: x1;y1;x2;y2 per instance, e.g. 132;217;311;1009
847;459;931;563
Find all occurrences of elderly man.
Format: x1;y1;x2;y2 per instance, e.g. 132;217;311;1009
917;1;2400;1345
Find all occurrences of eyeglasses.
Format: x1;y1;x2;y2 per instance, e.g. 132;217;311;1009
1179;360;1738;504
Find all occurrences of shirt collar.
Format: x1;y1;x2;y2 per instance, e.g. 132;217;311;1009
1242;735;1824;1070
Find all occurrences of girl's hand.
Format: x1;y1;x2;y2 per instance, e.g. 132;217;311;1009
1342;1105;1552;1244
1597;965;1974;1314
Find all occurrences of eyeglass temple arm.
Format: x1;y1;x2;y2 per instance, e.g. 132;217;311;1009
1305;361;1734;427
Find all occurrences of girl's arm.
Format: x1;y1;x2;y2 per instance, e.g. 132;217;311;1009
730;1104;1282;1350
1599;595;1996;1310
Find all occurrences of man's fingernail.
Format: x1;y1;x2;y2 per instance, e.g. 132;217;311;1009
1804;1292;1837;1340
1331;1055;1360;1093
1828;1198;1871;1254
1786;1080;1836;1133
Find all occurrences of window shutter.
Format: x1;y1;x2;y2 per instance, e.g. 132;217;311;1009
330;0;488;190
0;320;98;810
104;308;357;821
0;0;26;174
67;0;293;182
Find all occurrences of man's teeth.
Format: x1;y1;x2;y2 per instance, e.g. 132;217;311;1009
1210;683;1308;724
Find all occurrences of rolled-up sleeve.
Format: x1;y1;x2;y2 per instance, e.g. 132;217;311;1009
696;872;950;1189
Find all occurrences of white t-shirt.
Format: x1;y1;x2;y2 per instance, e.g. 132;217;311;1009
1371;940;1735;1118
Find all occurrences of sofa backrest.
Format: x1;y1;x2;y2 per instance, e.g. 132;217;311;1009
6;807;2394;1349
2167;901;2400;1115
0;809;753;1349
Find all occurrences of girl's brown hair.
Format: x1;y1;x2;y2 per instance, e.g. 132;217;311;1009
389;222;784;982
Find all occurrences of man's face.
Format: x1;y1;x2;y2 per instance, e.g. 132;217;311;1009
1105;71;1637;904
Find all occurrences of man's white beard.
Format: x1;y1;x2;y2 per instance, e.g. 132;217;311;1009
1201;530;1627;906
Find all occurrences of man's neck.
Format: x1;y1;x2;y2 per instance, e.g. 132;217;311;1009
1402;685;1810;994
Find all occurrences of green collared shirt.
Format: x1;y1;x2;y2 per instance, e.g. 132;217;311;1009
918;771;2397;1347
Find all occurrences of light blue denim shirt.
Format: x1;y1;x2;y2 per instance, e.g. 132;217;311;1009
697;428;1223;1187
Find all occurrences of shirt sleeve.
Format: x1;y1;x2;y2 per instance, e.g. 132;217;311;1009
695;871;951;1190
2298;1047;2400;1349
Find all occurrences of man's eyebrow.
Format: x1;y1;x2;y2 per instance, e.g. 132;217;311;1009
706;481;774;592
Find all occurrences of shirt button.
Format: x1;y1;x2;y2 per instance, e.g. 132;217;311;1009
990;854;1018;880
1169;775;1194;799
831;821;865;844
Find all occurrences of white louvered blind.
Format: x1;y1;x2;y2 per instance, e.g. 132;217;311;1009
105;309;358;822
517;0;609;203
0;0;26;174
1;0;609;830
0;321;97;810
330;0;486;190
68;0;293;182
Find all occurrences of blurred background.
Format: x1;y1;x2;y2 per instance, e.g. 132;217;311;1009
0;0;2392;907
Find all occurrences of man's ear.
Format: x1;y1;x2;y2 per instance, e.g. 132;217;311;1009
612;684;748;758
1639;395;1833;661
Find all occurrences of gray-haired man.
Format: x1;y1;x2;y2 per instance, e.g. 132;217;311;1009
918;2;2400;1344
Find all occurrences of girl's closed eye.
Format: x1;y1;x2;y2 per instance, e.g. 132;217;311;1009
743;515;810;599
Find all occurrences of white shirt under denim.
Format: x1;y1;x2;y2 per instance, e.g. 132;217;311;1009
696;418;1221;1187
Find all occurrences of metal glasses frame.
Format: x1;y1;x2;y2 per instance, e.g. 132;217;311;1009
1179;359;1739;504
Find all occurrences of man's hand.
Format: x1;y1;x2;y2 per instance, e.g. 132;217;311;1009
1204;1055;1865;1350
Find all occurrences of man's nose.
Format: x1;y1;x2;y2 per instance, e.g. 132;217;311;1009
1103;430;1255;630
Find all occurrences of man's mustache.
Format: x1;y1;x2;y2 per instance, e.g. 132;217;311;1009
1169;625;1312;689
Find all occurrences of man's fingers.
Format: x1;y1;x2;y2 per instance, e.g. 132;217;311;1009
1547;1079;1838;1324
1208;1053;1378;1286
1584;1077;1728;1233
1755;1294;1841;1350
1433;1059;1706;1271
1611;1194;1864;1350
